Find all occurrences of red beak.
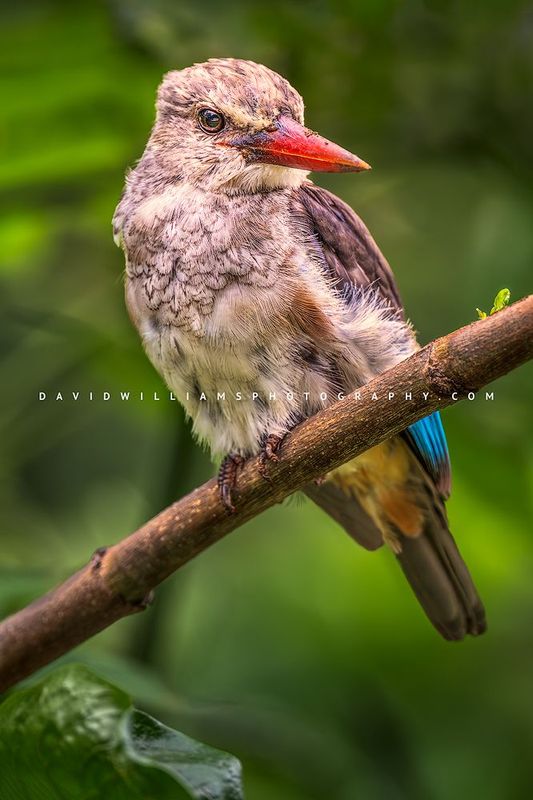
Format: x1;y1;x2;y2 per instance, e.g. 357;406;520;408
223;115;371;173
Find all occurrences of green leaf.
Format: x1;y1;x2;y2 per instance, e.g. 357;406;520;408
0;664;244;800
490;288;511;314
475;288;510;319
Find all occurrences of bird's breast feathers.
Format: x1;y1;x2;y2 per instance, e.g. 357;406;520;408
117;183;415;455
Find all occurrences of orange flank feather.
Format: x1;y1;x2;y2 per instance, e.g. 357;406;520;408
378;488;424;538
329;439;424;552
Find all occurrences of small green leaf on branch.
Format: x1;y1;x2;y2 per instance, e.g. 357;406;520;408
490;288;511;314
476;288;511;320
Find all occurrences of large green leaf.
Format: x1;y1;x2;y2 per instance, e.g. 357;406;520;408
0;664;244;800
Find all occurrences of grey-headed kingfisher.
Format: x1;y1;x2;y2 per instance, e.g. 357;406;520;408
114;58;486;640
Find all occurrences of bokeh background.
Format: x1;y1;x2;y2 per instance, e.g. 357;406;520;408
1;1;532;798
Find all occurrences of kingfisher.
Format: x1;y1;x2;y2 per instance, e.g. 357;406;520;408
114;58;486;640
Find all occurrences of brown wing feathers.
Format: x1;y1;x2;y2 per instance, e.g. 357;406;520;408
295;182;486;639
296;182;404;314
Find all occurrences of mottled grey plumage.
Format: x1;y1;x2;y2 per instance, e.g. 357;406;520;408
114;60;414;455
114;58;485;640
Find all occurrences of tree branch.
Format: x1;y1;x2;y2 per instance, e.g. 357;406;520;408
1;297;532;692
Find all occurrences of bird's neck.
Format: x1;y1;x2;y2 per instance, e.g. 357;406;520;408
218;164;310;195
134;146;309;197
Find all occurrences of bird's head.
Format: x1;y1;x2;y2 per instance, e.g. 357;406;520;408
148;58;370;194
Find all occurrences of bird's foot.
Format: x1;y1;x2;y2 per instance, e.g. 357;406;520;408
258;433;285;480
218;453;245;513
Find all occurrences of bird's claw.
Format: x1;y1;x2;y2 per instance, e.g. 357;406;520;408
258;433;284;480
218;453;245;512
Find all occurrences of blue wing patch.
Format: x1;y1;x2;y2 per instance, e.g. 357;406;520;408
403;411;451;499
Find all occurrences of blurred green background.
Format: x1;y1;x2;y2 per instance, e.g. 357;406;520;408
1;1;532;798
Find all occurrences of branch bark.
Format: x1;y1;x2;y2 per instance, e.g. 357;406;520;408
1;297;532;692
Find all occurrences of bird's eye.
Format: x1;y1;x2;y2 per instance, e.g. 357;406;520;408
197;108;225;133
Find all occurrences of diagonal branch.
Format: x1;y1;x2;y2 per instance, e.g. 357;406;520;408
1;296;532;692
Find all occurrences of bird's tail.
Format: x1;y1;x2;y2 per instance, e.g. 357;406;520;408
305;479;486;640
394;505;486;640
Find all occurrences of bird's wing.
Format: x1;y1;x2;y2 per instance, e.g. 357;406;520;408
295;181;404;315
403;412;451;499
292;185;486;640
294;182;451;499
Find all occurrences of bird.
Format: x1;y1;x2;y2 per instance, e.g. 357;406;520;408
113;58;486;641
